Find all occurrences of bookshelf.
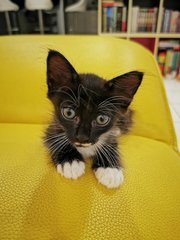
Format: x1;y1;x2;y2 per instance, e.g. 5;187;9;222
98;0;180;56
98;0;180;78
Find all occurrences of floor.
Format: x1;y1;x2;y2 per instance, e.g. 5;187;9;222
163;79;180;152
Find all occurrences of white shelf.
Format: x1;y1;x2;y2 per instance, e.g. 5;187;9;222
129;33;157;38
99;32;128;37
158;33;180;38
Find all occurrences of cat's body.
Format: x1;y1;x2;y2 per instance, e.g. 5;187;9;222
44;50;143;188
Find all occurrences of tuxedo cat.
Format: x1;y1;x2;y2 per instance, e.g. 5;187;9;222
44;50;143;188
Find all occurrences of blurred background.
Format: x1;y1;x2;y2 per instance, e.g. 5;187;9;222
0;0;98;35
0;0;180;149
0;0;180;78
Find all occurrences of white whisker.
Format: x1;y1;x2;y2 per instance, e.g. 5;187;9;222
55;86;79;106
97;142;115;167
47;137;67;149
50;139;69;157
44;133;66;142
94;144;105;168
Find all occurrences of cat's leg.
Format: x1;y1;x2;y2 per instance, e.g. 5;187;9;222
92;142;124;188
52;144;85;179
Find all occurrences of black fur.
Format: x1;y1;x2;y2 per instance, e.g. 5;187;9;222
44;50;143;171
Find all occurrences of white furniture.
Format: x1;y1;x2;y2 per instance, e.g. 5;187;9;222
0;0;19;35
25;0;53;34
56;0;65;34
65;0;87;12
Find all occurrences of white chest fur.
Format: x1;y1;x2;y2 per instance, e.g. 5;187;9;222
76;145;96;159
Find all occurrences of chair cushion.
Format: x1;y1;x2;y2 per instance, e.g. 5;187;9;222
0;123;180;239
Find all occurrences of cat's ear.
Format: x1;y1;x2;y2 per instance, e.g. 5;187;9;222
47;50;79;97
105;71;143;110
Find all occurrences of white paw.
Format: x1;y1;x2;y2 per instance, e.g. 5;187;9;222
94;167;124;188
57;160;85;179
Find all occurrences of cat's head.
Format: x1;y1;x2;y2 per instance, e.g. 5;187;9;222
46;50;143;147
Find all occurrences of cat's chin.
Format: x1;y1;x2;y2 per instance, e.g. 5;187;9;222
74;142;93;148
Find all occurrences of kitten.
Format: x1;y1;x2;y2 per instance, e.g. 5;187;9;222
44;50;143;188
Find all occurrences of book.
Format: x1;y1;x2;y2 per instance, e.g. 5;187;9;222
101;2;127;33
102;1;124;7
140;8;147;32
102;7;107;32
152;8;158;32
158;40;180;79
176;14;180;32
161;8;164;32
147;8;152;32
163;9;171;32
158;52;166;75
112;7;117;32
131;7;158;33
107;6;113;32
164;50;172;75
117;7;122;32
172;51;179;71
121;6;127;32
161;9;180;33
131;7;139;32
170;11;179;32
137;8;143;32
176;54;180;80
159;40;180;49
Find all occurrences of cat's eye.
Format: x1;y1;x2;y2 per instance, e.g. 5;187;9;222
96;115;110;126
61;107;75;120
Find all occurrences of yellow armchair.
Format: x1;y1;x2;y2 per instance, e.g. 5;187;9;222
0;36;180;240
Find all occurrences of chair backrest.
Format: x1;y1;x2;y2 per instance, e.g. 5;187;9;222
0;35;177;149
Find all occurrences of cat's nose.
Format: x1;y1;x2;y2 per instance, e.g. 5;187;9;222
75;134;89;144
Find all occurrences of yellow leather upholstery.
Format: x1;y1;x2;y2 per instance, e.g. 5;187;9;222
0;36;180;240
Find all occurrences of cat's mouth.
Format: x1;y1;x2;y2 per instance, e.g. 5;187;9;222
74;142;92;148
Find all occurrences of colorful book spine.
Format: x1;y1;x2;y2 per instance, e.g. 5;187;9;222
107;6;113;32
158;41;180;79
121;7;127;32
176;15;180;32
116;7;121;31
131;7;139;32
176;55;180;80
102;7;107;32
102;1;127;33
170;11;179;32
164;10;171;32
147;8;152;32
152;8;158;32
112;7;117;32
172;51;179;71
158;52;166;75
131;7;158;33
161;9;180;33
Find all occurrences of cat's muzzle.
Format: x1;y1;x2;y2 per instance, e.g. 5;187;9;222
74;142;92;147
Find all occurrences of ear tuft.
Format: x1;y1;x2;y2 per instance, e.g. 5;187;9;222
47;49;61;61
106;71;143;109
46;49;79;98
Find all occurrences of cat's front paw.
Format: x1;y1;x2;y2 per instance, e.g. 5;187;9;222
94;167;124;188
57;160;85;179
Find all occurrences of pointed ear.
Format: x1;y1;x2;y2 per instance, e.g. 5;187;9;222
47;50;79;98
105;71;143;109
